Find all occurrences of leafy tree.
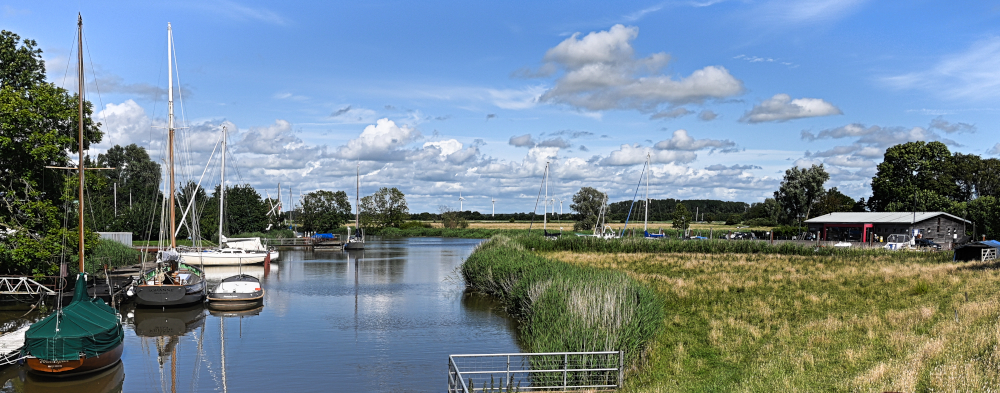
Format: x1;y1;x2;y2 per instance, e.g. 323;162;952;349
774;164;829;227
977;158;1000;198
570;187;607;231
95;144;162;239
812;187;855;217
360;187;409;229
300;190;352;233
218;184;269;235
175;181;210;241
440;206;469;229
0;30;102;275
671;203;692;230
968;196;1000;240
869;141;957;211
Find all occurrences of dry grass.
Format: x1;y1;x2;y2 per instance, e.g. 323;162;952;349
543;251;1000;392
426;221;574;230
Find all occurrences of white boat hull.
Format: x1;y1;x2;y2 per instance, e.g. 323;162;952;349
178;251;277;266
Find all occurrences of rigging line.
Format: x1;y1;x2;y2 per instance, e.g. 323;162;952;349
173;132;224;239
527;163;547;234
83;31;110;153
60;29;76;90
621;159;648;237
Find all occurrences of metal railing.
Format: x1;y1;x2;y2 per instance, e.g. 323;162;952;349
0;276;58;295
448;351;623;392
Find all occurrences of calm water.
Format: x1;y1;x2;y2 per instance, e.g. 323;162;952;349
0;237;521;392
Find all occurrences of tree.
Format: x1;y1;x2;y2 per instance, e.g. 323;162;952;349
570;187;607;231
977;158;1000;198
360;187;409;229
300;190;352;233
968;196;1000;240
774;164;829;227
0;30;102;275
672;203;692;230
219;184;269;235
812;187;855;217
869;141;957;211
89;145;163;239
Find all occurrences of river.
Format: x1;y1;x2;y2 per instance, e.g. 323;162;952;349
0;237;520;392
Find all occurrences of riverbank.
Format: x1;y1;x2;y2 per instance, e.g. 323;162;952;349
461;235;666;376
541;250;999;391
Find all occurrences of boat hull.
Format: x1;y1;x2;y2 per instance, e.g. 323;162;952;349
134;281;205;307
26;341;124;377
177;252;266;266
343;241;364;250
206;292;264;311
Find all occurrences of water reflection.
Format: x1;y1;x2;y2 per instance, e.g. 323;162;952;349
0;237;519;393
0;361;124;393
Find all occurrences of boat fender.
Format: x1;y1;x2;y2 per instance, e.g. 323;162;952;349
126;287;134;297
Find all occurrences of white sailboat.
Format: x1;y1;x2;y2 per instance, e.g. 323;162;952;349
344;163;365;250
178;126;278;265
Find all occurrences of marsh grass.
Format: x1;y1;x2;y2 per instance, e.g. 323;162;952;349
69;239;142;274
543;250;1000;391
462;235;665;383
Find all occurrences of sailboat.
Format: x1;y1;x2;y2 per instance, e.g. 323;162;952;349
641;154;664;239
133;23;207;307
22;15;125;376
344;163;365;250
541;163;561;239
206;267;264;311
178;126;276;266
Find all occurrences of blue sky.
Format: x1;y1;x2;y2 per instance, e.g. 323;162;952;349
5;1;1000;213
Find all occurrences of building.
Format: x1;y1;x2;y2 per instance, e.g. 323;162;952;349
804;212;970;247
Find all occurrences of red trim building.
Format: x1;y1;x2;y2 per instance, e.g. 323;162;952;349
804;212;970;246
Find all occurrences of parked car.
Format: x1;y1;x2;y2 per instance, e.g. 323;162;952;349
915;238;941;250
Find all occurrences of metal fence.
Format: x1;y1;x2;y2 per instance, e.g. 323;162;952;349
448;351;623;392
97;231;133;247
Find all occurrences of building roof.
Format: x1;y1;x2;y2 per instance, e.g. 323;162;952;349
805;211;971;224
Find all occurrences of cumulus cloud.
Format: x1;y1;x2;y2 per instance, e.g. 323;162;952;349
335;118;419;160
653;129;736;151
537;137;572;148
509;134;535;147
534;24;744;112
740;94;842;123
601;144;697;166
95;100;154;149
801;123;878;141
884;36;1000;100
705;164;761;171
698;110;718;121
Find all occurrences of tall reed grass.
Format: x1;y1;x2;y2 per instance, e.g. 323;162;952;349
462;235;665;377
69;239;142;274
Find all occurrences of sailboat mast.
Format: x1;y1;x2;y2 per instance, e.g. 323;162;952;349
645;154;649;231
218;126;226;243
77;14;85;273
355;163;360;227
543;162;548;231
167;23;177;249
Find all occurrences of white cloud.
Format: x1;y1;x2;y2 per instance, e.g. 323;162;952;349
509;134;535;147
651;107;693;119
601;144;697;166
928;117;975;134
698;110;718;121
536;24;744;112
653;129;736;151
884;36;1000;101
741;94;842;123
801;123;877;141
94;100;153;150
423;139;463;157
988;143;1000;155
335;118;419;161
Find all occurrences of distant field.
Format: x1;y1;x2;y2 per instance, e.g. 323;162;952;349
543;250;999;391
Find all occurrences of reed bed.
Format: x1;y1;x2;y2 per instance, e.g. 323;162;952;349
69;239;142;274
544;250;1000;391
462;235;665;379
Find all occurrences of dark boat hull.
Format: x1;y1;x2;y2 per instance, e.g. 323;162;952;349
343;241;364;250
26;341;124;377
135;281;205;307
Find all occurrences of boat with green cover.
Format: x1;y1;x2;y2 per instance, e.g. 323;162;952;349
21;14;124;377
23;272;125;375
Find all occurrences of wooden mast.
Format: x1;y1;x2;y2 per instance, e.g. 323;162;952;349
168;23;177;249
77;14;86;272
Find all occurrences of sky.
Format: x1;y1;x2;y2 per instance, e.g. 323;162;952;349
4;1;1000;214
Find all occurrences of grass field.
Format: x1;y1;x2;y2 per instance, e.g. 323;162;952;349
542;250;1000;391
424;220;773;233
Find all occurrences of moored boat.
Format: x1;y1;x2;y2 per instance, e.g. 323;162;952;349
22;15;125;377
206;274;264;311
133;250;206;307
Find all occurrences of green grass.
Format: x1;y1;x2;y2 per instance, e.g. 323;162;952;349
542;250;1000;391
71;239;143;274
461;235;666;380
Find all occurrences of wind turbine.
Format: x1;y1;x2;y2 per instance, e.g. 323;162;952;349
491;197;495;217
459;192;465;211
559;198;564;218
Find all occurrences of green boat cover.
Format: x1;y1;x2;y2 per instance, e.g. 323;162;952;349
23;273;124;361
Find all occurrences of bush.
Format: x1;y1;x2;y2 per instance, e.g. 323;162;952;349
400;221;432;229
442;211;469;228
745;217;777;227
